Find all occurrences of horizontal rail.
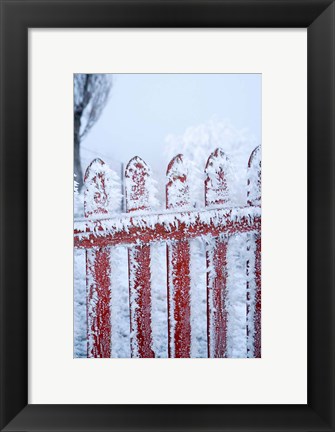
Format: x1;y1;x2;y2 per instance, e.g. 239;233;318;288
74;206;261;249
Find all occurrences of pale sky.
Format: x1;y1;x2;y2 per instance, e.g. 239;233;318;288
81;73;261;175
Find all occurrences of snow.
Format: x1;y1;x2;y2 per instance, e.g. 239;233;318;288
74;206;261;248
246;232;257;357
74;235;257;358
165;118;258;207
84;158;122;217
74;249;86;357
205;148;232;207
74;144;261;358
86;249;98;357
166;154;190;209
74;175;84;218
128;247;141;357
125;156;159;212
150;243;168;357
226;233;249;358
110;246;131;358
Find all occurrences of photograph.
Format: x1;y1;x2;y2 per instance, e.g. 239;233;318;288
73;73;262;358
3;0;333;429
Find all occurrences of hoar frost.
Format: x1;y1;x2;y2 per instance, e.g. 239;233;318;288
74;136;261;358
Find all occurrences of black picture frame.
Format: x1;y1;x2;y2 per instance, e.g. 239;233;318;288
1;0;334;431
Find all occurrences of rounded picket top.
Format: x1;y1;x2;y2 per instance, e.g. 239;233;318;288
247;145;261;206
205;148;231;207
205;148;230;174
166;154;190;209
125;156;155;212
84;158;121;217
248;145;261;169
84;157;105;181
166;154;186;180
84;158;108;217
125;156;150;178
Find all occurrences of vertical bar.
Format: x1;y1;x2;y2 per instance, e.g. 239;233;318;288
128;245;154;357
166;155;191;357
206;238;228;358
125;156;155;358
205;148;230;358
254;233;261;358
86;248;111;358
84;158;118;358
246;146;262;358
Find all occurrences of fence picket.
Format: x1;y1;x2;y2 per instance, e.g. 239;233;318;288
166;154;191;358
84;159;112;358
246;146;261;358
125;157;155;358
205;149;230;358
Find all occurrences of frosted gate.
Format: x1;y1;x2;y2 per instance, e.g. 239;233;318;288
74;146;261;358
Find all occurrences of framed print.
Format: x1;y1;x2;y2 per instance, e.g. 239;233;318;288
1;0;334;431
73;73;262;361
30;29;306;405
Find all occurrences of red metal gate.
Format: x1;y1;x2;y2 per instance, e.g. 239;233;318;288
74;147;261;358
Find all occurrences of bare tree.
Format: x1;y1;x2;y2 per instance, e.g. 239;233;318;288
74;74;112;191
